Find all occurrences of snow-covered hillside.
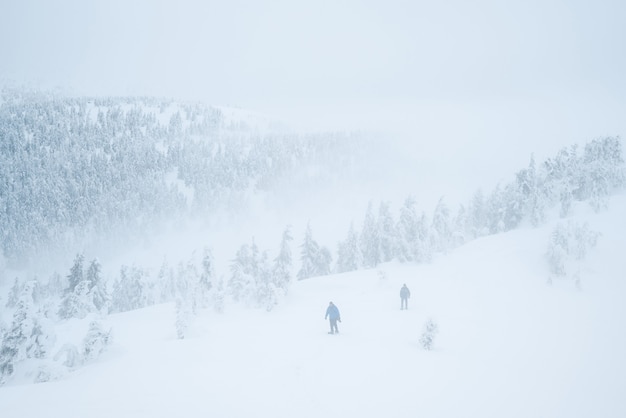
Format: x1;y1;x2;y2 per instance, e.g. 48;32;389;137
1;194;624;418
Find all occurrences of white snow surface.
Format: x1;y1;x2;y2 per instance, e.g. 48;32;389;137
1;196;625;418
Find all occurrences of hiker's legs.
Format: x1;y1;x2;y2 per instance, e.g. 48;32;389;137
330;318;338;333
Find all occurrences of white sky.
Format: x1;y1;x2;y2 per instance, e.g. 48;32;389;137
1;0;625;193
1;1;625;115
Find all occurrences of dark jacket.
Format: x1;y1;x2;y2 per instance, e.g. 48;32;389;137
400;286;411;299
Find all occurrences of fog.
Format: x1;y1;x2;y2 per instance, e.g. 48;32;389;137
2;0;626;249
2;1;625;123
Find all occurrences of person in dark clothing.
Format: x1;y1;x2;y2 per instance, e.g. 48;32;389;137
325;301;341;334
400;284;411;310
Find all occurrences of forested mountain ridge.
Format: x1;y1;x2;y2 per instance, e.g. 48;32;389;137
0;90;625;387
0;90;369;269
1;89;624;280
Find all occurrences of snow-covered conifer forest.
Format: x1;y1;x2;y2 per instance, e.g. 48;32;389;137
0;87;625;417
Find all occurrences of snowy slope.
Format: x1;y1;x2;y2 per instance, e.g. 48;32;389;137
1;195;625;418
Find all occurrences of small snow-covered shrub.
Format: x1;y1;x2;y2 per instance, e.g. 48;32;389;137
34;365;52;383
419;318;439;351
54;343;82;368
546;221;600;287
175;297;191;339
211;279;225;314
82;321;112;362
34;363;66;383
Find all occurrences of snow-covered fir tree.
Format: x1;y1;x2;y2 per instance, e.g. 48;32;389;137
396;197;420;262
272;226;293;292
580;137;625;211
110;266;147;313
516;155;547;226
255;250;281;311
175;296;192;339
58;280;95;320
198;248;215;308
157;259;177;304
0;281;55;385
226;237;288;309
298;223;332;280
542;145;580;218
336;222;362;273
177;258;200;315
211;276;226;314
5;277;23;309
228;243;258;302
360;202;381;268
484;184;506;234
467;189;488;239
174;258;201;339
66;253;85;295
297;224;318;280
377;201;397;263
451;205;468;247
56;256;108;319
317;247;332;277
396;198;432;262
431;197;453;253
501;182;525;231
85;259;109;313
39;272;64;302
415;212;432;263
82;321;112;362
0;313;5;346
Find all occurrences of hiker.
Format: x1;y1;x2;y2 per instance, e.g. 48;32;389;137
325;301;341;334
400;284;411;310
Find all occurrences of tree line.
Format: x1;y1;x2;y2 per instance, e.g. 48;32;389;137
0;88;368;268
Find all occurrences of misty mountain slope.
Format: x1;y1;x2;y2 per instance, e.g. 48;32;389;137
1;195;624;418
0;91;384;272
2;90;623;293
